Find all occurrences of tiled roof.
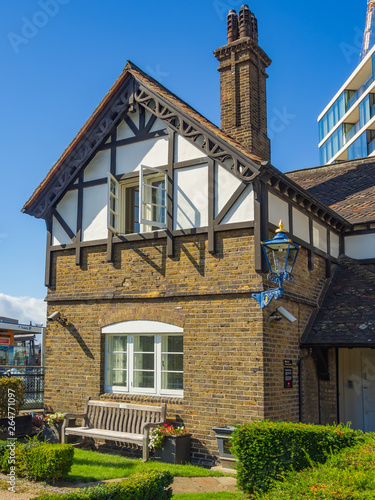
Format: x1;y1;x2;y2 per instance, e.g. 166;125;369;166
301;257;375;347
23;61;262;213
286;158;375;224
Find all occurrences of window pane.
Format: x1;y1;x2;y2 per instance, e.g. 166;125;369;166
134;371;154;388
110;213;117;229
111;336;127;352
108;370;127;387
162;372;183;390
162;353;183;371
108;352;127;369
162;335;183;353
134;353;154;370
110;196;118;213
134;335;154;352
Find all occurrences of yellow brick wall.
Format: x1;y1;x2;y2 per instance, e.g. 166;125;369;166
45;230;329;462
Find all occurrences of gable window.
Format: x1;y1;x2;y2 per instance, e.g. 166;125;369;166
104;331;183;397
108;165;167;235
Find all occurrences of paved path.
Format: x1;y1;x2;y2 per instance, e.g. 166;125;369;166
0;474;238;498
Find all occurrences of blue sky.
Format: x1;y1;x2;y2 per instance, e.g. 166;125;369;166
0;0;368;323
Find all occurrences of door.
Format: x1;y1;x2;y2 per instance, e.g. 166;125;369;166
339;348;375;432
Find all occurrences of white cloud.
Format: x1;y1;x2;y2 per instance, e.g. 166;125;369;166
0;294;46;326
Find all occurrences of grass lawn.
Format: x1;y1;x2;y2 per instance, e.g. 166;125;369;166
63;448;227;483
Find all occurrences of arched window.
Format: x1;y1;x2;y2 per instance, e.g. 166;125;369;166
103;320;183;397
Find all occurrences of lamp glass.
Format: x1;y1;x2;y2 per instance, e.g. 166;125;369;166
286;245;298;273
264;244;288;273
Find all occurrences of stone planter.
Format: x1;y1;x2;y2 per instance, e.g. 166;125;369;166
0;414;33;439
154;434;191;464
41;420;63;443
212;426;236;468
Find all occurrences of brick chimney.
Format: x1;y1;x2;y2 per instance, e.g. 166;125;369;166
214;5;271;161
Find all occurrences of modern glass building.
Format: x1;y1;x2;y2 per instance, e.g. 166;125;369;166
318;45;375;164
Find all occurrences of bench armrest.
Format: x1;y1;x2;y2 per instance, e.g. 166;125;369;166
141;420;165;434
141;420;166;462
63;413;86;425
61;413;87;444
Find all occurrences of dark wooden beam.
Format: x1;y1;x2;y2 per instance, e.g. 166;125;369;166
76;173;84;266
67;177;108;191
44;216;52;287
254;181;263;272
124;116;139;136
288;202;293;237
173;157;208;169
326;229;331;277
52;208;75;241
144;113;157;134
98;129;168;150
167;129;175;257
139;105;145;132
208;159;215;254
214;183;248;225
308;217;314;270
107;132;117;262
215;221;254;232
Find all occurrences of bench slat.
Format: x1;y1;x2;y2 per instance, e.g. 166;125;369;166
87;400;164;412
65;426;143;444
62;400;167;462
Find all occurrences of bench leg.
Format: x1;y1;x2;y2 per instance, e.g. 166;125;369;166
142;434;149;462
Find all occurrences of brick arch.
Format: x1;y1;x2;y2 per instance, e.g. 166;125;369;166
99;305;185;329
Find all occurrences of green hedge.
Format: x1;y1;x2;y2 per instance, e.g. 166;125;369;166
0;377;25;416
259;434;375;499
32;470;174;499
25;443;74;481
231;420;361;495
1;440;74;481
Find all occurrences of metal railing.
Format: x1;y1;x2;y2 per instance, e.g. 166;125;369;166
0;366;45;410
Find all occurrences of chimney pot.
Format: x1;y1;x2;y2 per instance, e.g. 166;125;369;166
227;10;239;43
239;4;258;42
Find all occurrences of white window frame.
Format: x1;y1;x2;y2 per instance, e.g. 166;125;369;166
103;322;183;397
107;166;167;234
140;165;167;229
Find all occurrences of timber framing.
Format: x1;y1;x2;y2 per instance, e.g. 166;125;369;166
261;164;351;233
23;64;263;220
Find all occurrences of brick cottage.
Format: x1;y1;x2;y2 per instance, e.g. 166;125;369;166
23;5;375;464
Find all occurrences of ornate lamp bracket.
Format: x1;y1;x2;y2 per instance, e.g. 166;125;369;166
252;287;284;309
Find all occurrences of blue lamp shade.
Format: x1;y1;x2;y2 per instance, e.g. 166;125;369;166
262;221;300;276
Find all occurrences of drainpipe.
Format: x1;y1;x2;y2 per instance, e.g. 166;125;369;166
297;348;313;422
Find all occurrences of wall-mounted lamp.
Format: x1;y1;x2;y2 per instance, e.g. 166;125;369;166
252;220;301;308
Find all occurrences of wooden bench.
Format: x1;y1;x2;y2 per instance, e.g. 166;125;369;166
61;398;167;461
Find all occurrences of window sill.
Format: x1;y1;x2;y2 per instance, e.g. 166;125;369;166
100;393;184;405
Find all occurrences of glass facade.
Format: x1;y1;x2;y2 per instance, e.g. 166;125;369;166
318;54;375;163
348;132;368;160
319;88;375;163
319;125;344;164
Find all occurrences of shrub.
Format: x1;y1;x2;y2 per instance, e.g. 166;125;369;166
1;440;28;477
259;434;375;499
231;420;361;495
32;469;174;499
0;377;25;417
25;443;74;481
1;441;74;482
